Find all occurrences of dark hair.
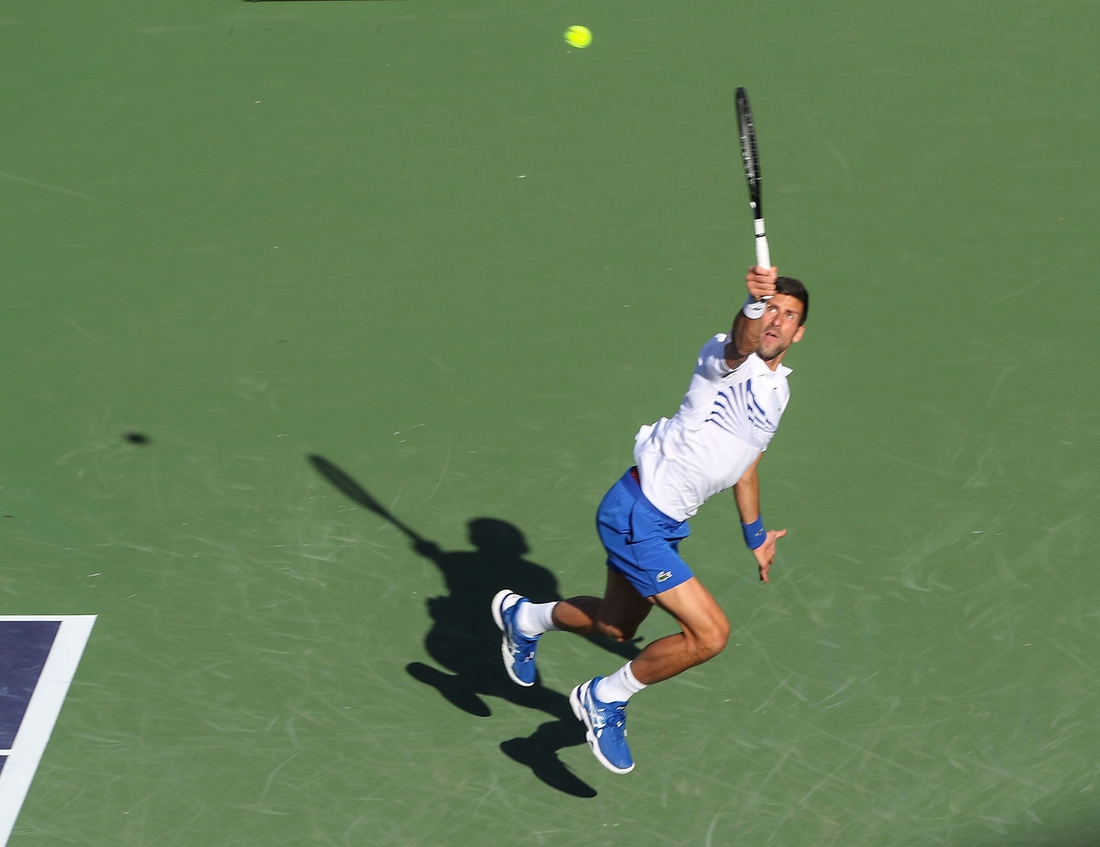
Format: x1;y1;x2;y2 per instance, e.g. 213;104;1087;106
775;276;809;325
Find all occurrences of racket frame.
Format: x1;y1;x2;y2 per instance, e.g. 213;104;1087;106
735;87;771;271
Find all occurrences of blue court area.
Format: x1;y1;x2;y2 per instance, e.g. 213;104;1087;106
0;621;60;750
0;619;95;846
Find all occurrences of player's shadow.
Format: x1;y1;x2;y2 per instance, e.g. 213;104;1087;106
309;455;639;798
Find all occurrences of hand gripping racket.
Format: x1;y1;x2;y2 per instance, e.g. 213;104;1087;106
735;87;770;271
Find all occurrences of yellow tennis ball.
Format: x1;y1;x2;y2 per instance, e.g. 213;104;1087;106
564;25;592;49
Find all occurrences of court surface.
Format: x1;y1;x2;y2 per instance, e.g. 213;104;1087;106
3;1;1100;844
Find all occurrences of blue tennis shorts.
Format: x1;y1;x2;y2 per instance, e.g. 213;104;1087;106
596;468;693;598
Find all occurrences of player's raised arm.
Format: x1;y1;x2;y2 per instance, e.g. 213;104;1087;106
725;265;778;369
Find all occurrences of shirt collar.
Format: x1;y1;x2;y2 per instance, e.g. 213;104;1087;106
748;353;792;380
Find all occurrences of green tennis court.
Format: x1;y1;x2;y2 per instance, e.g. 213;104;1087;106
3;0;1100;844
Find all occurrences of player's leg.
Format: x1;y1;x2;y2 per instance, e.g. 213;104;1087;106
569;576;728;775
492;470;653;688
492;568;652;687
630;576;729;684
550;568;654;641
575;577;727;703
568;473;727;774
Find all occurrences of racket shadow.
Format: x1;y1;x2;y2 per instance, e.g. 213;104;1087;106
308;455;636;798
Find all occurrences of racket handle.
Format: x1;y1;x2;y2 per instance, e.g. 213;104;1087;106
753;218;771;270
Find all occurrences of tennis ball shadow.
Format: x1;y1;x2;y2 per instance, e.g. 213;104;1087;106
123;432;150;445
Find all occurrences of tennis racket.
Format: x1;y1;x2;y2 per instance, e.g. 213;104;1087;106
735;87;771;272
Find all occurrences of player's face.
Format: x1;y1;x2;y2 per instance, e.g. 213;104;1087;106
757;294;806;361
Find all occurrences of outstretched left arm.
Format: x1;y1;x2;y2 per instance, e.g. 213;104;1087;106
732;455;787;583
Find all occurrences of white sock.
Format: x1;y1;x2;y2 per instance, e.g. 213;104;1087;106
595;662;647;704
515;600;559;638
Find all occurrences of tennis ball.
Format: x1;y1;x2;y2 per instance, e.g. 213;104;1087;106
564;25;592;49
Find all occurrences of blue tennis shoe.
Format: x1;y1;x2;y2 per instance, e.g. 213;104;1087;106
491;589;540;687
569;677;635;774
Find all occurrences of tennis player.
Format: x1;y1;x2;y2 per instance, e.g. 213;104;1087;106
492;265;809;774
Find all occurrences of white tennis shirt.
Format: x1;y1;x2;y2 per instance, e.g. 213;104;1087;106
633;333;792;522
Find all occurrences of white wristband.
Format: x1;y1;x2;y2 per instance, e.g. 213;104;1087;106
742;296;765;320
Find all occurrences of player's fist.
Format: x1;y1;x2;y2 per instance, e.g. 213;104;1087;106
752;527;786;583
745;265;778;302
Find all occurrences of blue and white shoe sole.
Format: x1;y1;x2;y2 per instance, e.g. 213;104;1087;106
569;680;635;775
491;589;534;688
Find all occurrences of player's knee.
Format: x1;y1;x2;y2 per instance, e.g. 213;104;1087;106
690;616;730;662
707;618;731;658
697;632;728;662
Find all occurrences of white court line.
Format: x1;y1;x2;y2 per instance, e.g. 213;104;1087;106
0;615;96;847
